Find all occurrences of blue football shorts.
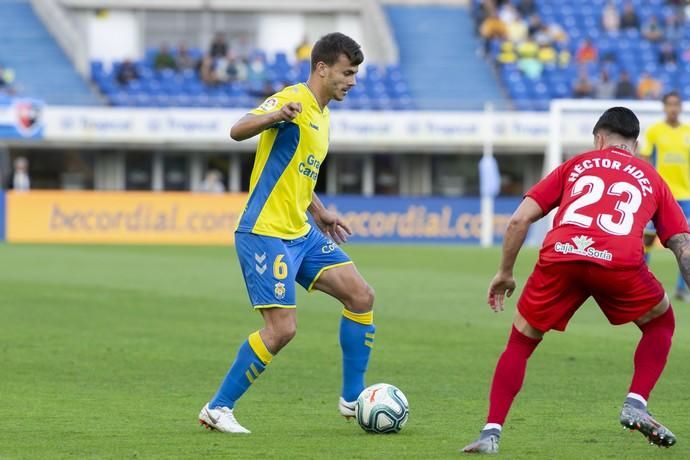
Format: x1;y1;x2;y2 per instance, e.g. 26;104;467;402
235;226;352;308
645;199;690;235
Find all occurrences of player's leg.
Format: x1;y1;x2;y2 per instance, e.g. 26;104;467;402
643;224;656;264
591;265;676;447
296;229;374;416
463;262;587;454
200;233;298;433
461;312;543;454
207;308;295;409
673;200;690;300
312;263;375;415
619;296;676;447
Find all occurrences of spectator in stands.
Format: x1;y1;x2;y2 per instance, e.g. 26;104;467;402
226;54;247;82
527;14;543;38
498;2;518;23
11;157;30;191
642;16;664;42
572;68;594;98
233;34;253;62
517;0;536;18
546;22;568;45
602;1;620;34
209;32;228;59
614;70;637;99
295;36;312;62
200;169;225;193
575;39;598;64
532;23;551;46
175;44;198;72
496;41;517;64
517;38;542;79
480;10;507;55
246;54;267;86
595;70;616;99
537;42;557;65
154;44;176;71
620;1;640;30
200;56;219;85
659;41;677;65
637;72;662;100
506;12;528;43
116;59;139;85
0;65;15;95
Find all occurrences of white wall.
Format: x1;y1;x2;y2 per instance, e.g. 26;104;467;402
257;14;305;60
87;10;140;66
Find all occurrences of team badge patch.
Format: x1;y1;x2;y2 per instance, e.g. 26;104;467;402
274;282;286;300
259;97;278;112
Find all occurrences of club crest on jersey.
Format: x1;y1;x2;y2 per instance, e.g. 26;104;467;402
274;282;286;300
554;235;613;261
259;97;278;112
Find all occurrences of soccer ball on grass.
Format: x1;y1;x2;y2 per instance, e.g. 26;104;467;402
355;383;409;434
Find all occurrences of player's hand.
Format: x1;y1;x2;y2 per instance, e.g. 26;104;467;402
487;272;516;312
314;209;352;245
276;102;302;122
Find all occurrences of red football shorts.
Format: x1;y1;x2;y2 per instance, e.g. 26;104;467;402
517;261;666;332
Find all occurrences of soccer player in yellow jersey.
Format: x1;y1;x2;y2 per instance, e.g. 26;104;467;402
198;33;375;433
641;91;690;301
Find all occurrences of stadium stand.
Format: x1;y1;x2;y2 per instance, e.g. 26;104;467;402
0;0;100;105
91;44;415;111
385;5;507;110
474;0;690;110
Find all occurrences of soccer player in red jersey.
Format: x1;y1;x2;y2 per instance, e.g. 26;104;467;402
462;107;690;454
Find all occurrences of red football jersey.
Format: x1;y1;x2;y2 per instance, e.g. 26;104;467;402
526;146;689;268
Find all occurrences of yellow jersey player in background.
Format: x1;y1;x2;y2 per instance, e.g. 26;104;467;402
641;91;690;300
198;33;377;434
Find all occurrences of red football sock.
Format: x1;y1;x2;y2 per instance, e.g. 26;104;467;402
629;306;675;401
486;326;542;425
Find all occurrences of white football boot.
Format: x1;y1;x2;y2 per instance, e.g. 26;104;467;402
338;397;356;419
198;403;251;434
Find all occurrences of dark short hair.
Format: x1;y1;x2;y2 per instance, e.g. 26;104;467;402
662;91;681;104
311;33;364;71
592;106;640;140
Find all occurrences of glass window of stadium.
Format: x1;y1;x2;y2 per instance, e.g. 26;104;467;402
163;155;189;191
3;149;95;190
335;155;364;194
431;155;479;196
495;153;543;196
374;155;400;195
431;153;543;197
204;155;229;192
125;153;152;190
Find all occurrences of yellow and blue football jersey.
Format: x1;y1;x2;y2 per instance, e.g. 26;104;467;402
236;83;330;239
640;121;690;200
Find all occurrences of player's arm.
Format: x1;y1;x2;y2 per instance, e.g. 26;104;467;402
229;102;302;141
666;233;690;287
308;192;352;244
488;197;544;312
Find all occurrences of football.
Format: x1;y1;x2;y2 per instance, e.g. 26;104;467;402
355;383;409;434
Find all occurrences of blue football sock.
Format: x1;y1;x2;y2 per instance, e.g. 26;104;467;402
340;309;375;402
209;331;273;409
676;272;687;293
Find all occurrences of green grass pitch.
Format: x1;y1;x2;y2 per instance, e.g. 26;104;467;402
1;243;689;459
